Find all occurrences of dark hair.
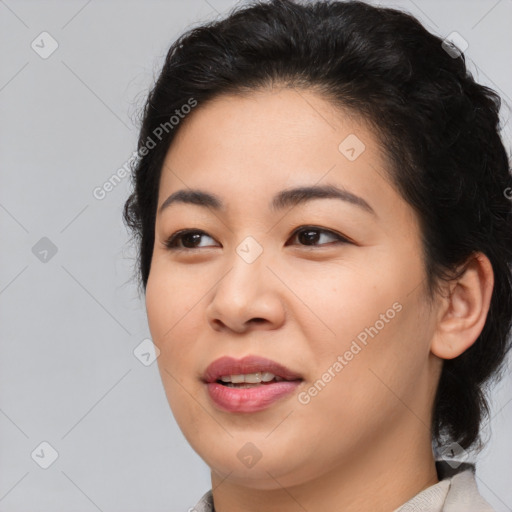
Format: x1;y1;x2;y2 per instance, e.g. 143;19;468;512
123;0;512;451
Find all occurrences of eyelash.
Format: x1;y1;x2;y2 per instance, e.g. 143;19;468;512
163;226;351;251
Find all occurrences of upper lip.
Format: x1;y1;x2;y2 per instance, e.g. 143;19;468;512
202;355;303;383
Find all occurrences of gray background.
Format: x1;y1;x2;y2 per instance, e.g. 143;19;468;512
0;0;511;510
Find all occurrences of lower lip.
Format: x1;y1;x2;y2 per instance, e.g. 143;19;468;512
205;381;302;413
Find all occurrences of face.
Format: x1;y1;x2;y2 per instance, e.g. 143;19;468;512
145;87;441;490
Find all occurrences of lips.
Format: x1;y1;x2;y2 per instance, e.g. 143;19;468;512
202;355;303;413
202;355;303;384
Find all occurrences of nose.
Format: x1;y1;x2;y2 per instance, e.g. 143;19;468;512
205;252;286;334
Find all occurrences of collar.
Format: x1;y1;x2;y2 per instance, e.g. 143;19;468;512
394;461;495;512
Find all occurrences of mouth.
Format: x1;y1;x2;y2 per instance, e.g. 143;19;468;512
216;372;292;388
202;354;303;385
202;355;303;413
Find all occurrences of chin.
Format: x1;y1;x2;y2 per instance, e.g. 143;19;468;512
195;440;323;490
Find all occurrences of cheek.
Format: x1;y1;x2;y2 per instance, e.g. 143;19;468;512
145;264;204;413
290;260;428;413
145;259;211;366
145;268;208;431
282;258;394;353
145;261;202;347
306;291;431;438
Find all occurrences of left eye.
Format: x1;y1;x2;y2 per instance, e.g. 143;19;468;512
288;226;350;247
163;226;350;251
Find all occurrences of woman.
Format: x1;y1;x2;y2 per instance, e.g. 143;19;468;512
123;0;512;510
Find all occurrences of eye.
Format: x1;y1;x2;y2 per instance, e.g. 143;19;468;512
163;229;218;250
287;226;351;247
162;226;351;252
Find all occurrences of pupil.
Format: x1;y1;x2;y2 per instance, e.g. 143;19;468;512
183;233;201;248
299;230;319;245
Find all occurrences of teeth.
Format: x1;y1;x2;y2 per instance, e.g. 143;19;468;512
219;372;277;383
244;372;262;384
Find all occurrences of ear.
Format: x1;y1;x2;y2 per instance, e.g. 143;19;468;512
430;252;494;360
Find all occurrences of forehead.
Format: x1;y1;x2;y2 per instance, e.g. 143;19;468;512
167;87;355;151
160;89;378;188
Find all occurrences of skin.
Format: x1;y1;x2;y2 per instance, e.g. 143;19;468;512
145;86;494;512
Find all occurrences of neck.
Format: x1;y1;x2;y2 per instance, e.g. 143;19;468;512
210;425;439;512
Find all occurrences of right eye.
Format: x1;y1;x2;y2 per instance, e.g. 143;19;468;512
163;229;219;251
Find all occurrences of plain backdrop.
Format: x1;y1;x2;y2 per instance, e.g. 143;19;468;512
1;0;511;511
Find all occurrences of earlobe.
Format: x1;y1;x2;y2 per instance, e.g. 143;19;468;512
430;252;494;360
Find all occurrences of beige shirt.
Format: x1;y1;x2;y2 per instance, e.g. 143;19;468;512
192;462;496;512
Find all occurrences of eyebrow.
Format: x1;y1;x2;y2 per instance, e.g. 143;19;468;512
158;184;376;217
